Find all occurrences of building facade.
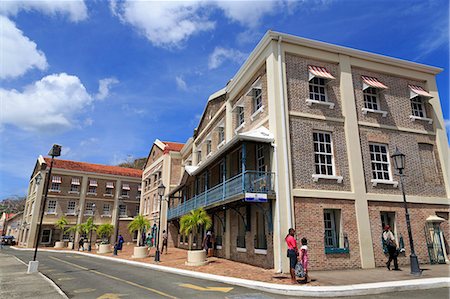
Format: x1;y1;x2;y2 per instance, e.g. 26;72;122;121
4;212;23;240
167;31;450;272
19;156;142;248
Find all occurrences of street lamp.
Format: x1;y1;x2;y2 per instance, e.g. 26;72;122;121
391;147;421;276
88;203;96;252
28;144;61;274
154;183;166;262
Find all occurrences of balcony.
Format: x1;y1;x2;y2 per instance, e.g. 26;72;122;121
168;171;274;220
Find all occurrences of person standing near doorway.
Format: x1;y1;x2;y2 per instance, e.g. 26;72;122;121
161;230;168;254
383;225;399;271
285;228;299;284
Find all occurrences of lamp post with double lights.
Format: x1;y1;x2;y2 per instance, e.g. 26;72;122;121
28;144;61;273
154;183;166;262
391;147;421;276
88;203;96;252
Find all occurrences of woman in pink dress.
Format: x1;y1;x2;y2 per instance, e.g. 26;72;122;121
299;237;309;283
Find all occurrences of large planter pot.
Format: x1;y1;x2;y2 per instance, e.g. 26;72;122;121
54;241;65;249
132;246;147;258
98;243;111;254
185;250;208;266
67;242;74;249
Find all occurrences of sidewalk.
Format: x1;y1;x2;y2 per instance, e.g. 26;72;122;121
0;252;66;299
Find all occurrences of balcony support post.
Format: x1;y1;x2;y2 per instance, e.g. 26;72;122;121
241;143;247;192
222;157;226;200
205;172;208;206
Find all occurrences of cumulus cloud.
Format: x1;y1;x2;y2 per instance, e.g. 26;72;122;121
0;73;93;131
208;47;247;69
0;0;88;22
175;76;188;91
0;16;47;79
214;0;278;28
95;77;119;100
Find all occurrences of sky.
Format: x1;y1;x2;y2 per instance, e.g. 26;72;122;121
0;0;449;199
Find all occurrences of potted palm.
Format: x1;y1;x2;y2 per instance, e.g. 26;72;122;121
80;217;97;251
128;214;150;258
180;208;212;266
54;216;68;248
96;223;114;254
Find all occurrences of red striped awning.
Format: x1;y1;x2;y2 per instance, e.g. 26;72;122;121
122;183;130;190
409;84;432;99
106;182;114;189
362;76;388;90
138;184;142;191
52;176;61;183
89;180;97;187
71;178;80;185
308;65;335;81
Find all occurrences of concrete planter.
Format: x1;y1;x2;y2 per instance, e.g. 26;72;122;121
98;244;111;254
185;250;208;266
132;246;147;258
54;241;65;249
67;242;74;249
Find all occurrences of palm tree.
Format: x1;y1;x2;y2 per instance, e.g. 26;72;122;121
96;224;114;244
180;208;212;250
128;214;150;247
55;216;69;242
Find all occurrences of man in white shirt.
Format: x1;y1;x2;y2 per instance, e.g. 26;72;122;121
383;225;399;270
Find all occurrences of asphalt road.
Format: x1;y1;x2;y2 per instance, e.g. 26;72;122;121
4;247;449;299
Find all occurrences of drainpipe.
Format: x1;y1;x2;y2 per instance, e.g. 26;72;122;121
272;142;282;273
277;35;293;229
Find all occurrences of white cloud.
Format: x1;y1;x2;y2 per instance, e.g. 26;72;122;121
121;104;147;116
0;0;88;22
214;0;278;28
0;73;93;131
95;77;119;100
415;17;448;60
175;76;188;91
0;16;47;79
208;47;247;69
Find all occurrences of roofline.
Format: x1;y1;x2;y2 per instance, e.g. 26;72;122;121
194;87;227;132
227;30;442;93
180;137;193;156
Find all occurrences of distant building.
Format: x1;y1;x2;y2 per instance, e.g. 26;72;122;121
19;156;142;247
0;213;16;236
4;212;23;240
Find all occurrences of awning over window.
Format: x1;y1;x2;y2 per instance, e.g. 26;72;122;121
138;185;142;191
52;176;61;183
106;182;114;189
122;183;130;190
89;180;97;187
409;84;432;99
71;178;80;185
308;65;335;81
362;76;388;90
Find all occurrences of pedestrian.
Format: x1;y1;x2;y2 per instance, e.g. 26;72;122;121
0;237;4;250
78;237;84;251
146;232;153;254
113;243;118;256
161;230;168;254
117;234;124;251
285;228;299;284
151;224;157;245
383;225;399;271
299;238;309;283
203;231;212;257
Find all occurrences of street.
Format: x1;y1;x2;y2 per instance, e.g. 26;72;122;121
3;247;449;299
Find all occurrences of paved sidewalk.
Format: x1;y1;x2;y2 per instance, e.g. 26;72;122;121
0;252;66;299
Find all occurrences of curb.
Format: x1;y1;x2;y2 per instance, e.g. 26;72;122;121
11;247;450;297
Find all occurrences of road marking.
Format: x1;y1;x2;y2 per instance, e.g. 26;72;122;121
50;256;177;299
57;277;74;281
179;283;233;293
96;293;127;299
74;288;96;293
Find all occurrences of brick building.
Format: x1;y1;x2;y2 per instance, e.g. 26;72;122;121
167;31;449;272
19;156;142;248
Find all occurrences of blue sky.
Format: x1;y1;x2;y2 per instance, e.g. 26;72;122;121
0;0;448;199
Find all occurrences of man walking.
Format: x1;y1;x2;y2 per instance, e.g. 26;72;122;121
383;225;400;271
161;230;168;254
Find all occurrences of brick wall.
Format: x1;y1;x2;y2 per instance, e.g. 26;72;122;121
368;201;450;267
294;197;361;270
197;95;226;134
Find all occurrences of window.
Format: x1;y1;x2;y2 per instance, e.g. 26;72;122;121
237;149;243;173
103;203;111;215
206;140;212;156
105;182;114;195
255;210;267;250
313;132;333;176
237;106;245;127
67;201;76;214
380;212;395;233
197;150;202;163
41;229;52;244
119;204;127;217
219;161;225;183
62;230;70;241
363;87;379;110
237;207;246;249
135;205;140;216
369;144;391;180
122;183;130;197
51;176;61;191
85;202;95;215
88;185;97;194
253;87;262;112
324;209;341;249
153;194;158;212
70;178;80;192
309;77;327;102
47;200;57;214
411;97;426;118
218;126;225;144
256;145;265;172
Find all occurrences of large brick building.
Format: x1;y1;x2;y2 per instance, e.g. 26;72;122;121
167;31;449;272
19;156;142;248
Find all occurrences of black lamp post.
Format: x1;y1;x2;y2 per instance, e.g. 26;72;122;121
391;147;421;276
88;203;96;252
154;183;166;262
29;144;61;273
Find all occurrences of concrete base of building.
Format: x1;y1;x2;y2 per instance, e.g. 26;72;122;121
54;241;65;249
27;260;39;273
67;242;74;249
132;246;147;258
98;244;112;254
185;250;208;266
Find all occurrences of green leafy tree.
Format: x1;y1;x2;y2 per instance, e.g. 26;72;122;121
128;214;150;246
55;216;69;242
96;224;114;244
180;208;212;250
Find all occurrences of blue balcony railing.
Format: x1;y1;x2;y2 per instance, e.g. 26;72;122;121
168;171;274;220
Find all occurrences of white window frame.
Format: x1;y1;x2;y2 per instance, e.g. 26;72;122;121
324;209;342;249
236;106;245;128
152;194;158;213
362;87;387;117
197;150;202;164
256;144;265;172
307;77;334;109
47;200;57;214
135;205;140;216
66;201;76;215
84;202;95;216
50;182;61;192
40;229;52;244
102;203;111;217
312;131;343;183
87;185;97;195
206;139;212;156
218;126;225;147
119;204;127;217
409;96;433;124
121;189;129;198
69;184;79;193
369;143;398;187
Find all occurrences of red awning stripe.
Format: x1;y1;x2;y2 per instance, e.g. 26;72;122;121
71;178;80;185
106;182;114;188
52;176;62;183
362;76;388;90
89;180;98;187
408;85;432;98
122;184;130;190
308;65;335;80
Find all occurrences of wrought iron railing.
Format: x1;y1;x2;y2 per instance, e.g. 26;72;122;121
168;171;274;220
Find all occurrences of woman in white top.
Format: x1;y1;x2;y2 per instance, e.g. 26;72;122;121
383;225;399;270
